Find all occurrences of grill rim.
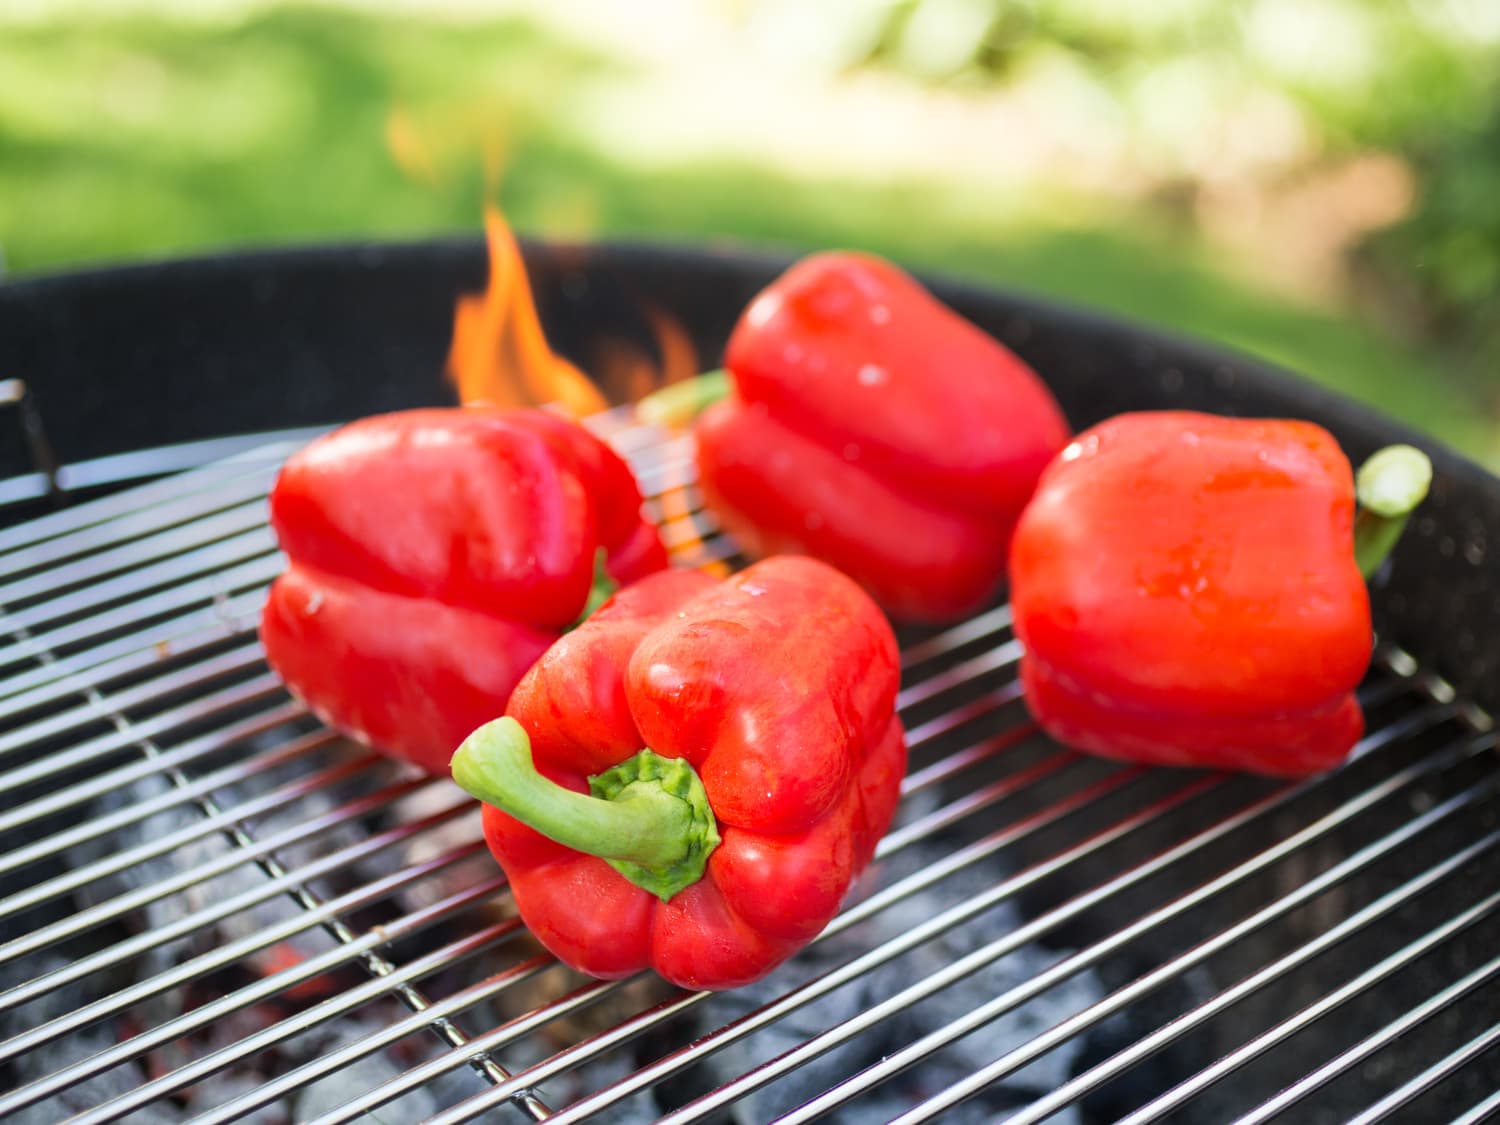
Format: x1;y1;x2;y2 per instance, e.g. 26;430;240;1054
3;235;1497;716
0;230;1472;468
1;426;1497;1123
8;243;1500;1122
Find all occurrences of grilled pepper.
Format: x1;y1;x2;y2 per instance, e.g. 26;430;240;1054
450;555;907;990
1009;411;1432;775
642;251;1071;624
261;406;668;775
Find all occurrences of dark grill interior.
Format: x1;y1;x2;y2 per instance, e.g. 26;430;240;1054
2;240;1500;1122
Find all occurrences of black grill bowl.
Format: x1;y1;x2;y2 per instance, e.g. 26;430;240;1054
3;239;1495;711
1;238;1498;1124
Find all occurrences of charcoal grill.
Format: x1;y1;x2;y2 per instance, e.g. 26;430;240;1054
3;239;1500;1123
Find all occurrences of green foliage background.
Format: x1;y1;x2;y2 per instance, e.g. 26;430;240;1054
2;1;1495;464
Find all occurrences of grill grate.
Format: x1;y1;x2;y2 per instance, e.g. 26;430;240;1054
2;410;1499;1123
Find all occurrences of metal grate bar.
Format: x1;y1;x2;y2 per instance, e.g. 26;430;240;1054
1242;960;1500;1125
666;709;1461;1125
895;640;1022;711
896;683;1029;788
0;467;277;580
186;948;566;1125
882;736;1499;1124
0;640;266;759
584;406;667;452
1020;825;1500;1125
388;763;1156;1125
11;867;512;1123
621;433;694;478
0;588;266;709
881;744;1070;847
902;604;1013;667
839;771;1145;934
0;719;321;878
0;434;306;555
0;499;270;608
900;636;1020;705
653;513;739;568
0;737;363;923
0;429;328;517
3;419;1497;1124
1346;1017;1500;1124
0;552;280;672
0;525;276;638
0;776;445;1012
1229;931;1500;1125
1451;1076;1500;1124
0;687;297;839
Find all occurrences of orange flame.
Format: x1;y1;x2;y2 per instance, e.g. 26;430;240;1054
446;205;608;417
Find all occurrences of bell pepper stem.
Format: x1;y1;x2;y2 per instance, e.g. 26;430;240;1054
636;370;732;428
573;547;617;628
1353;444;1432;579
450;717;719;901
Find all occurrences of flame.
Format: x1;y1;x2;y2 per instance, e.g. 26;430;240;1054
391;105;693;418
395;114;729;574
571;302;701;407
447;205;608;417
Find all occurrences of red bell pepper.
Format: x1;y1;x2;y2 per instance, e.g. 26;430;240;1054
449;555;907;990
1009;411;1431;775
642;251;1072;624
260;406;668;775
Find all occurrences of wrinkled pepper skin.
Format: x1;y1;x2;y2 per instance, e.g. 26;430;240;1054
468;556;906;990
694;251;1071;624
261;407;668;775
1010;411;1374;775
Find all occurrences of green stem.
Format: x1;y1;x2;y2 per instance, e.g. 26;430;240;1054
572;547;617;628
1353;444;1433;579
450;717;719;901
636;369;731;428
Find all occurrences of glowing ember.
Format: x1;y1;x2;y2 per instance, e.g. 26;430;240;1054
447;205;608;417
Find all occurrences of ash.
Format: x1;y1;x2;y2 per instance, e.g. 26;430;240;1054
1;733;492;1122
685;835;1104;1124
8;722;1104;1123
538;823;1108;1124
0;953;181;1125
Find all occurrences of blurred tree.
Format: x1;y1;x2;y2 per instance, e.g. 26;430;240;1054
851;0;1500;395
1357;102;1500;402
1;0;1495;459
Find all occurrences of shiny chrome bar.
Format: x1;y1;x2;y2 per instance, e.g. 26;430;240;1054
882;741;1499;1124
0;424;1495;1125
0;498;270;608
0;587;266;708
1346;1016;1500;1124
